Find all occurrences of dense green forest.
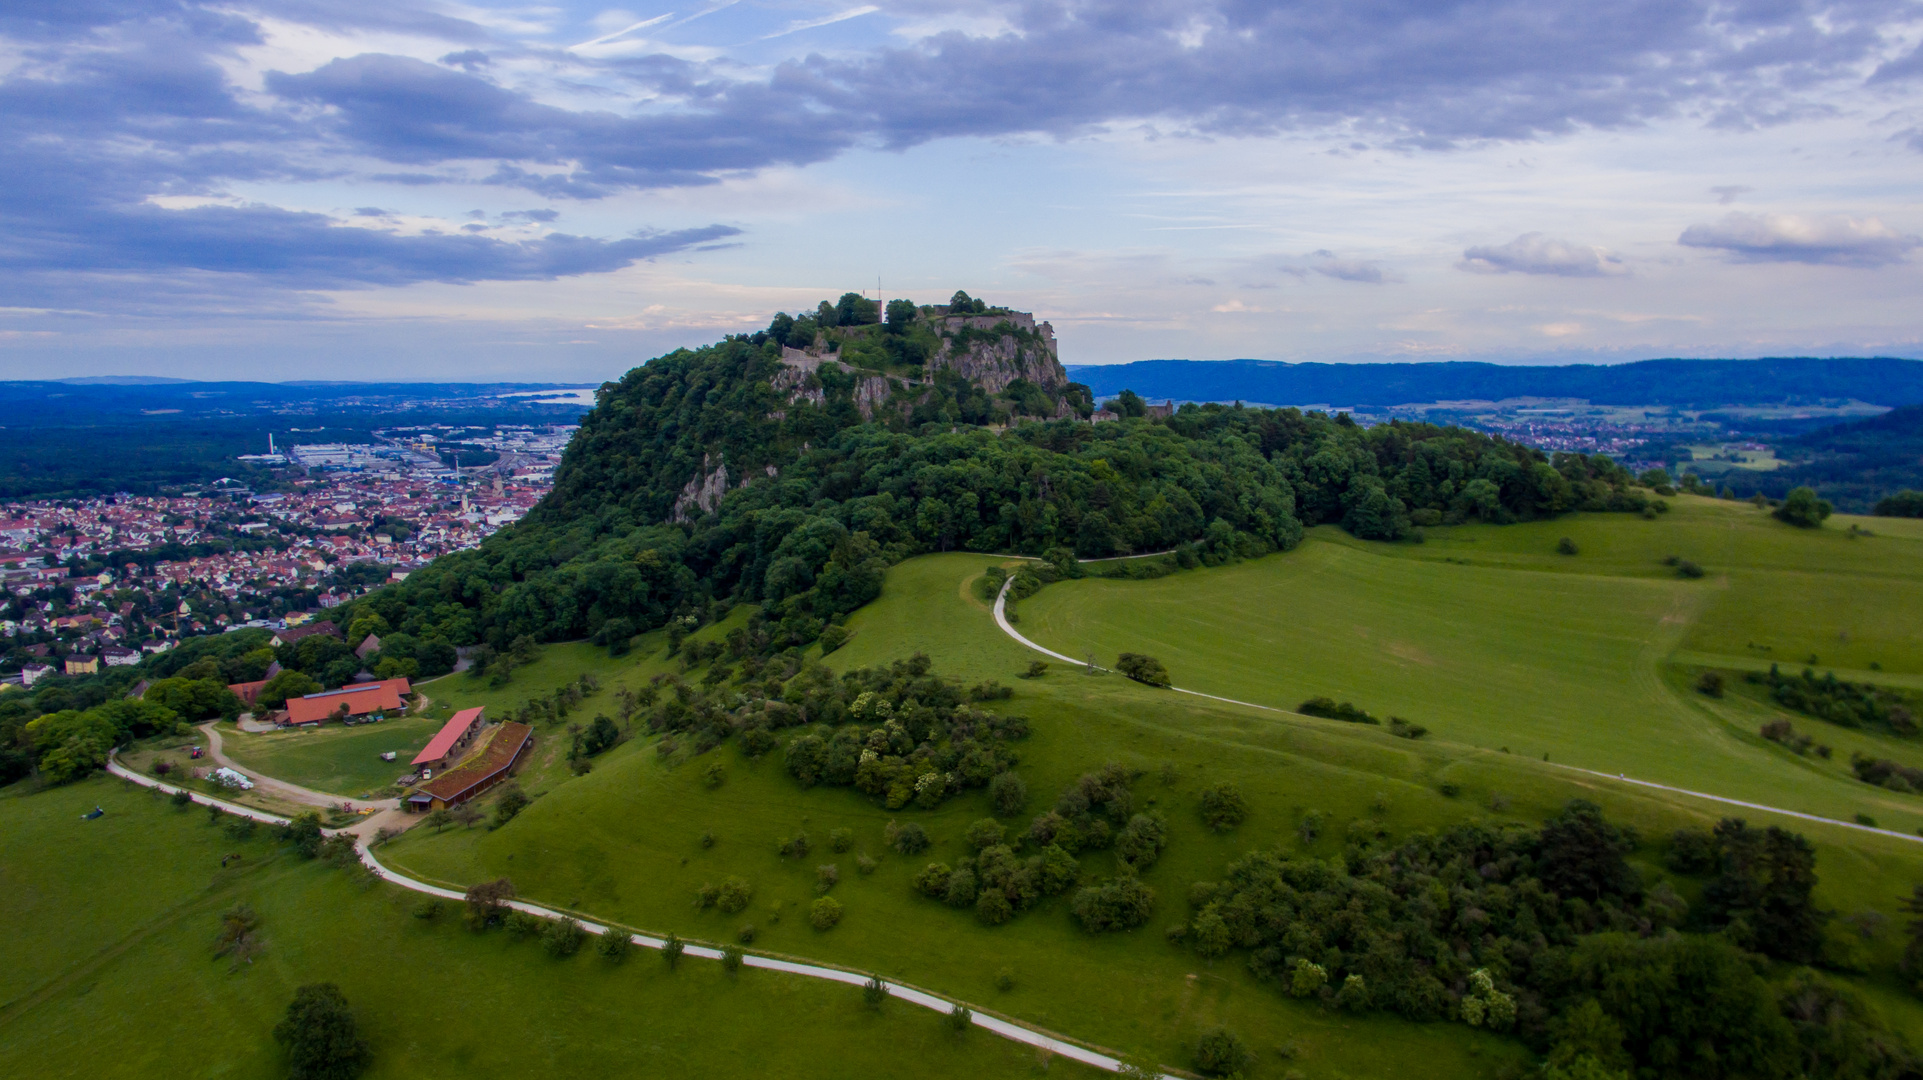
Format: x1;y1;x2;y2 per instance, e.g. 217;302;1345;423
350;301;1654;656
1709;405;1923;512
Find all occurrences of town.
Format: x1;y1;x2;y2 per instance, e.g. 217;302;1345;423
0;423;572;684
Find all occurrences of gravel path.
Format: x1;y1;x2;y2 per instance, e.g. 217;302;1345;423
991;579;1922;847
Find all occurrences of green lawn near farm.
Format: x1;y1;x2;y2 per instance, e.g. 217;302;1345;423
379;553;1923;1076
1016;502;1923;830
214;715;445;798
0;777;1103;1080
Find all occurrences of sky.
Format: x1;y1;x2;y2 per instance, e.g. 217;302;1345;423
3;0;1922;382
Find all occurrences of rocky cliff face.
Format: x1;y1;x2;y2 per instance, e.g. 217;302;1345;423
924;314;1068;394
669;453;730;524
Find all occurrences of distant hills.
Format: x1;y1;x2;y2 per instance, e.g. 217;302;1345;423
1715;404;1923;511
1066;357;1923;408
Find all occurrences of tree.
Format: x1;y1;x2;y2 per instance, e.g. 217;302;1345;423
947;1002;972;1033
662;932;685;969
1115;653;1170;687
214;902;263;966
989;771;1028;817
491;784;530;827
1775;486;1833;528
1071;875;1154;932
464;877;515;930
1192;1028;1251;1077
1876;490;1923;518
862;973;887;1008
1537;799;1641;903
256;668;322;710
424;808;452;833
597;927;633;962
1902;885;1923;995
284;811;324;857
1701;818;1827;963
718;876;754;914
810;896;843;929
542;916;585;957
1113;813;1168;870
721;944;745;975
581;714;619;756
273;983;370;1080
885;299;918;332
1198;782;1247;831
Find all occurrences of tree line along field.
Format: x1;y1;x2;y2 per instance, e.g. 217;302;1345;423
362;545;1923;1076
0;779;1104;1080
1016;496;1923;834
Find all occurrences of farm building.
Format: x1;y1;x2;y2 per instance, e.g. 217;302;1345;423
411;707;484;774
283;677;411;725
405;722;532;812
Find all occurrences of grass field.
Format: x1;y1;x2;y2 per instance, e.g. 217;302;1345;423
13;497;1923;1078
212;715;446;798
0;777;1104;1080
376;549;1923;1076
1017;498;1923;832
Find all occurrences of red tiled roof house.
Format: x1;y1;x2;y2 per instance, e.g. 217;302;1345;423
283;677;411;725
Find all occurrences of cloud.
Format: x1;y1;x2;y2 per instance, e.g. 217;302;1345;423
1459;234;1626;276
267;54;858;194
1868;44;1923;84
1678;212;1921;266
499;208;559;223
1310;251;1395;284
3;0;1918;321
1710;185;1753;204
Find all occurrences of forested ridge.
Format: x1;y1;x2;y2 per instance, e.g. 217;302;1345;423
354;304;1655;655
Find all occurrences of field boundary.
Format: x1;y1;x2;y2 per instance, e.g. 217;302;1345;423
102;752;1167;1079
991;581;1923;847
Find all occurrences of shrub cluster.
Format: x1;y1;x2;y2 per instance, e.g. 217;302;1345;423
1760;719;1831;758
779;656;1031;810
1850;753;1923;793
1174;801;1904;1078
1298;697;1379;724
1754;665;1916;735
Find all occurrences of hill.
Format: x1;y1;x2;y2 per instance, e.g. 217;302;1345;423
1700;404;1923;511
1067;356;1923;408
361;293;1651;659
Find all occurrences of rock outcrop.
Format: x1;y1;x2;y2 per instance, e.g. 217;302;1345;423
925;313;1068;395
669;454;730;524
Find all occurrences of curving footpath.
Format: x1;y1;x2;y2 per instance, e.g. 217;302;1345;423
103;751;1163;1078
992;579;1923;847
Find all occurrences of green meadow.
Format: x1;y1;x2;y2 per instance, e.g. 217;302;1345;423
1018;497;1923;832
213;715;445;799
375;543;1923;1076
12;497;1923;1078
0;777;1101;1080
